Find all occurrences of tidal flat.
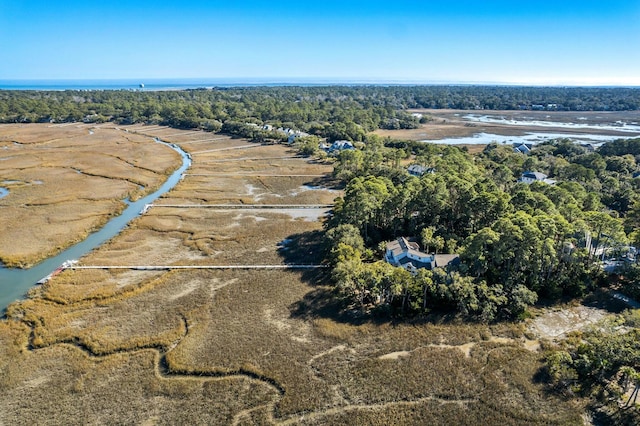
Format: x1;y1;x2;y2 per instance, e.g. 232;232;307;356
374;109;640;145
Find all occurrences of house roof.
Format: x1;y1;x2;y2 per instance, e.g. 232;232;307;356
513;143;532;154
408;164;426;174
398;256;432;269
519;171;556;185
407;165;435;176
386;237;423;259
332;140;354;150
522;171;548;180
387;237;421;256
386;237;460;270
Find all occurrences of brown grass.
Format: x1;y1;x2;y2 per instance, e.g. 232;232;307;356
0;126;585;424
0;124;180;267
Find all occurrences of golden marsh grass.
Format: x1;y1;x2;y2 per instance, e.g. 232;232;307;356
0;125;180;267
0;126;584;424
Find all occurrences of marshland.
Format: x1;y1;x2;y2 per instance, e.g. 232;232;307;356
1;85;640;424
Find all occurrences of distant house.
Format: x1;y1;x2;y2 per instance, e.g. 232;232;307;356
518;171;556;185
331;140;354;150
407;165;435;177
513;143;532;154
321;140;355;154
385;237;460;273
287;131;309;144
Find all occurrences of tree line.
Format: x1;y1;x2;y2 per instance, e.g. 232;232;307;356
1;85;639;142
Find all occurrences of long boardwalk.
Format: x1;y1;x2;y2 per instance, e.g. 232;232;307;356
69;264;328;271
149;204;333;209
184;173;327;177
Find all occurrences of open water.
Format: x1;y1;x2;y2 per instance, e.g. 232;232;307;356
0;78;386;91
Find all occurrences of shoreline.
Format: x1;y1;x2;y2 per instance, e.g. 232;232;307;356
376;109;640;142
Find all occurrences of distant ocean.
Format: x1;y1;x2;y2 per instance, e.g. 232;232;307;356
3;79;636;91
0;78;434;91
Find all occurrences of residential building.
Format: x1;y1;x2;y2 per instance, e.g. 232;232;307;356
385;237;460;273
518;171;556;185
321;140;355;154
407;165;435;177
513;143;532;154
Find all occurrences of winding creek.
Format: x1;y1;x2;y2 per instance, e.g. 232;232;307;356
0;139;191;313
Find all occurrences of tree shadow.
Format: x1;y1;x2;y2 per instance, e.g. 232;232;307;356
289;287;365;324
582;288;630;314
302;176;344;191
278;229;379;325
277;230;329;284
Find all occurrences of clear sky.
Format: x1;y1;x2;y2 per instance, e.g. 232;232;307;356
1;0;639;85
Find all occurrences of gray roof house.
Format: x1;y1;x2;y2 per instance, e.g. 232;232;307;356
385;237;460;273
407;165;435;177
321;140;355;154
513;143;532;154
518;171;556;185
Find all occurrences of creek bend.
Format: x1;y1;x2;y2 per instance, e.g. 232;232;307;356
0;139;191;313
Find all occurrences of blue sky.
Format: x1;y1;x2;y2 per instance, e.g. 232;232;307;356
1;0;639;85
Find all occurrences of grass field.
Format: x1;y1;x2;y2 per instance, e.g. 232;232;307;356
0;125;587;424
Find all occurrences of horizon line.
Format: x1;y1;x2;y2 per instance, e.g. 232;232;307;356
1;77;640;89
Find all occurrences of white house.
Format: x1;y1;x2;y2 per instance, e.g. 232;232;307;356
385;237;460;273
518;171;556;185
287;131;309;144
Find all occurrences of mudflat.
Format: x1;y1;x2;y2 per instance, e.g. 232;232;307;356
0;125;585;424
374;109;640;141
0;124;180;267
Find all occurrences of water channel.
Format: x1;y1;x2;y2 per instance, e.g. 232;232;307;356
0;140;191;313
420;131;637;146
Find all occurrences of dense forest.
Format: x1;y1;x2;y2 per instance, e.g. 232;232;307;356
1;86;640;142
323;137;639;320
316;134;640;421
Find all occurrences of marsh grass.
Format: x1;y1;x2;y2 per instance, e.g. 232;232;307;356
136;210;325;264
0;125;180;267
170;175;339;205
0;126;585;424
0;341;276;425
